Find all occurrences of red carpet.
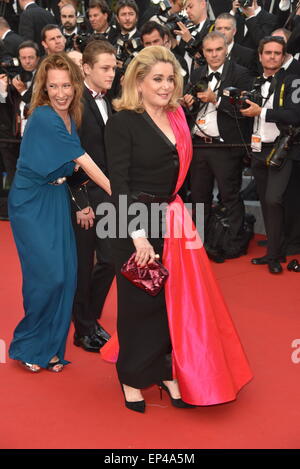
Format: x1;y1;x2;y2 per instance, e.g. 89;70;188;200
1;220;300;449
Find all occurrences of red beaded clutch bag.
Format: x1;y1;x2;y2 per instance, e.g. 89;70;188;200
121;253;169;296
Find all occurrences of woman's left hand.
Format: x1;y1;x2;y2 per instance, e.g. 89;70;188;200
76;206;95;230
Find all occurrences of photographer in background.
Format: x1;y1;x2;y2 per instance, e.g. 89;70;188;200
139;0;185;27
114;0;140;40
11;40;40;134
184;31;253;262
0;16;23;57
231;0;278;50
60;3;78;51
215;12;258;76
41;24;66;54
0;72;20;191
140;20;189;81
240;36;300;274
174;0;214;73
88;0;117;43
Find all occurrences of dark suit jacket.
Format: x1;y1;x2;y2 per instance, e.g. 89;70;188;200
287;17;300;55
78;87;112;191
264;69;300;159
208;0;232;17
2;30;23;57
229;42;258;76
188;59;253;143
235;9;278;50
18;3;56;53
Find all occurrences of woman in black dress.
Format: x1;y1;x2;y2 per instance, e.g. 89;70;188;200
103;46;253;413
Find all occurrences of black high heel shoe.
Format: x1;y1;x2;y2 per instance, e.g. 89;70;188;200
287;259;300;272
120;383;145;413
158;381;195;408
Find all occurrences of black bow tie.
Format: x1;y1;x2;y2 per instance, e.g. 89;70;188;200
260;76;273;84
207;72;221;81
87;87;105;100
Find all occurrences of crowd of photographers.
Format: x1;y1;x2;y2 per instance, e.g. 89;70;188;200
1;0;300;274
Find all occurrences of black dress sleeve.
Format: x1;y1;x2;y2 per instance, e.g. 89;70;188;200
105;111;145;236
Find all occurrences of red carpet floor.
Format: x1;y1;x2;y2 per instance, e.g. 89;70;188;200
1;221;300;449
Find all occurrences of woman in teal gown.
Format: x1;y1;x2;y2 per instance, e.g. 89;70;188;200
8;53;111;372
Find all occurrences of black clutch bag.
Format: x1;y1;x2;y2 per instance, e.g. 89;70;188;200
66;167;89;188
121;253;169;296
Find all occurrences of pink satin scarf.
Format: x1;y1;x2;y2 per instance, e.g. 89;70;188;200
101;106;253;405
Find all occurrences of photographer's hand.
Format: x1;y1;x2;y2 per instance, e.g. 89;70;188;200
174;22;193;43
12;76;26;94
0;74;8;95
240;100;262;117
197;87;217;104
182;93;195;109
231;1;240;14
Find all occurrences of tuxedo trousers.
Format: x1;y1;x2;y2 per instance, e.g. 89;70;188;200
190;142;245;246
71;186;115;337
251;148;293;259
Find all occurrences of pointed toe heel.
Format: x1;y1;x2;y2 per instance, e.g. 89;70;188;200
120;384;145;413
158;382;195;409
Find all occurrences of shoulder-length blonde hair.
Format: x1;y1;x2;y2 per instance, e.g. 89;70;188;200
29;53;84;128
113;46;183;113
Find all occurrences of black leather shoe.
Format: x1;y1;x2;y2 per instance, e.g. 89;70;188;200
268;260;283;274
287;259;300;272
251;255;286;265
94;322;111;342
73;333;105;352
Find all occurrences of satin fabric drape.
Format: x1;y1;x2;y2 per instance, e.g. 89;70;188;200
101;106;253;405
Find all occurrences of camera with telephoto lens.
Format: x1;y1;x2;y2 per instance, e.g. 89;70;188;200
238;0;253;7
0;56;21;79
151;0;172;13
223;86;262;110
266;126;300;168
164;13;190;35
116;36;143;64
185;77;209;98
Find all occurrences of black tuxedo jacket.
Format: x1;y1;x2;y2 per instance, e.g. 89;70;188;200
229;42;258;76
78;87;112;184
207;0;232;17
189;59;253;143
18;4;56;53
263;69;300;159
235;9;278;50
2;30;23;57
287;17;300;55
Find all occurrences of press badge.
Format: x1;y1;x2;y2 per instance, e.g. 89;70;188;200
197;118;206;126
251;134;262;152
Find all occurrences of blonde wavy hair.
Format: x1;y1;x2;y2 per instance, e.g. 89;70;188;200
113;46;183;113
29;53;84;128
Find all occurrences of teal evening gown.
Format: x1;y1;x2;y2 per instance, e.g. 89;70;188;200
8;106;85;368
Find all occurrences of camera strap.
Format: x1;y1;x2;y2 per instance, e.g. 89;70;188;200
253;76;278;134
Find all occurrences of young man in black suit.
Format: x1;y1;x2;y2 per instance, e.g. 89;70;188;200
241;36;300;273
0;16;23;57
184;31;253;261
18;0;56;54
71;40;116;352
215;12;258;76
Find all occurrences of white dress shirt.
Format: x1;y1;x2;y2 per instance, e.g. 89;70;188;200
256;79;280;143
84;82;108;124
193;65;224;138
